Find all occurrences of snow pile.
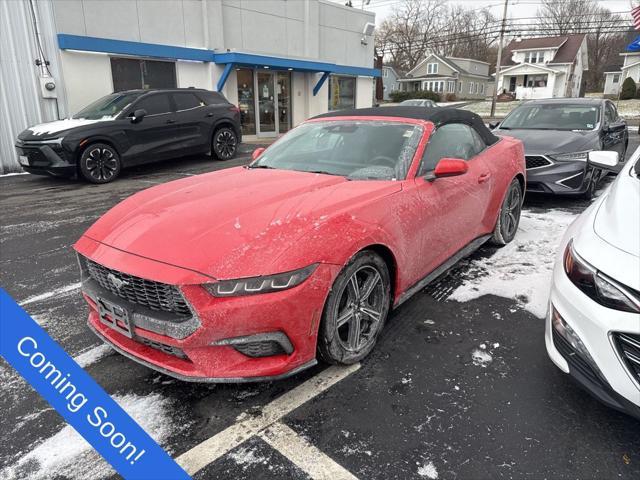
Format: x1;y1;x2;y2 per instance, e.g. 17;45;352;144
471;349;493;367
2;393;176;480
73;344;113;368
417;461;439;479
450;210;577;318
228;446;269;470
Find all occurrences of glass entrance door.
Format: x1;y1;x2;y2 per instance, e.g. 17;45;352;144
257;71;276;136
255;71;292;137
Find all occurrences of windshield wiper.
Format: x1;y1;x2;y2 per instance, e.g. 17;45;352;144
499;126;511;130
249;164;276;169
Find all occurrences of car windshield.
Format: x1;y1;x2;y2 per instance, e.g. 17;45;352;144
401;100;427;106
251;120;423;180
73;92;141;120
500;104;600;131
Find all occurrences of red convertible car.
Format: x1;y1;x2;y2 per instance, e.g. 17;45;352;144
74;107;525;382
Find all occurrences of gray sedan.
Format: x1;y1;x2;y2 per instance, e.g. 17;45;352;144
492;98;627;198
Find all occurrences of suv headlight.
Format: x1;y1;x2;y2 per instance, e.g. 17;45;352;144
564;241;640;313
549;151;590;162
204;264;318;297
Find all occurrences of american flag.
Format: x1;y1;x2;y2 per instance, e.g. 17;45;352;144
633;5;640;31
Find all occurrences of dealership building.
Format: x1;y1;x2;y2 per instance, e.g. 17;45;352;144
0;0;378;172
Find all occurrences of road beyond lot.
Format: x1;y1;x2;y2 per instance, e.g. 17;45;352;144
1;137;639;480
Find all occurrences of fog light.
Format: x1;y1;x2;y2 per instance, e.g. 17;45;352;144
551;305;603;377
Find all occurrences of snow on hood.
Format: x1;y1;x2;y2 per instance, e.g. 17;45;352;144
27;117;114;136
83;167;401;279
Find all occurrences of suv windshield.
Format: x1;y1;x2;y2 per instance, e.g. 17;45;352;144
251;121;423;180
500;104;600;131
73;92;141;120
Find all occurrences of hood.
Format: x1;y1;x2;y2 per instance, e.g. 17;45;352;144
19;117;115;140
496;129;596;155
82;167;401;280
593;165;640;257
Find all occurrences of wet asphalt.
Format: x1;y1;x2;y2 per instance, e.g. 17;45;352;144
1;138;639;479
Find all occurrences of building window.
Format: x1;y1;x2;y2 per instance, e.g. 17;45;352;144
382;69;388;78
236;68;256;135
447;81;455;93
458;82;462;93
613;73;620;83
480;83;485;94
524;51;544;64
469;82;474;94
110;57;176;91
427;63;438;74
328;75;356;111
526;74;548;88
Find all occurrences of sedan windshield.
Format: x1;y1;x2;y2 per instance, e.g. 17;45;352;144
401;99;432;107
251;121;423;180
73;92;141;120
500;104;600;131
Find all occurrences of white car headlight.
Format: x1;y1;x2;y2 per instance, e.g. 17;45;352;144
204;264;318;297
549;151;590;162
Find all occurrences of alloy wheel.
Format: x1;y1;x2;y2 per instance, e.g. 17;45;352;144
85;147;118;182
501;185;521;239
215;130;237;159
334;265;387;352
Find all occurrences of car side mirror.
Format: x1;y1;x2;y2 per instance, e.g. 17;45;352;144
426;158;469;180
130;109;147;123
588;151;618;170
489;121;500;130
252;147;266;161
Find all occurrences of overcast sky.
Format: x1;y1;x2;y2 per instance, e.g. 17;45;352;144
330;0;635;25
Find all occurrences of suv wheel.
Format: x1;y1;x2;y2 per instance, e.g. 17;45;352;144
212;127;238;160
79;143;121;184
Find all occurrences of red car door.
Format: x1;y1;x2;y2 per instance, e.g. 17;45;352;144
411;123;493;275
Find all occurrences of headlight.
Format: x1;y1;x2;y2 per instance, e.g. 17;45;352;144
564;241;640;313
549;151;590;162
204;264;318;297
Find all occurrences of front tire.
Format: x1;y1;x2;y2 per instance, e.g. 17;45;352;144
212;127;238;160
317;251;391;365
79;143;121;184
490;178;522;246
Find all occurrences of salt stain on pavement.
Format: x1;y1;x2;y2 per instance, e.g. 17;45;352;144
449;210;577;318
1;393;180;480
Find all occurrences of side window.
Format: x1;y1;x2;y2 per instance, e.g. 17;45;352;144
173;93;204;111
419;123;479;175
134;94;172;116
469;127;488;155
604;102;617;124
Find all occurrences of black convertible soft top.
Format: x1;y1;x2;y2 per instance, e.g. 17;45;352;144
312;106;499;146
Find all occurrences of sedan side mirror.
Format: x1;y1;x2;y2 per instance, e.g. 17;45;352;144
489;121;500;130
426;158;469;180
130;109;147;123
588;151;619;170
252;147;266;161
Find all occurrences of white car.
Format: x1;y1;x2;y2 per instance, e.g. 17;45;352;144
546;148;640;419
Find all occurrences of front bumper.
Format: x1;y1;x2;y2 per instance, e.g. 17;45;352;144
525;157;591;195
75;236;338;382
15;142;76;177
546;258;640;420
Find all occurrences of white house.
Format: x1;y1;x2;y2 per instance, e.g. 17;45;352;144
606;51;640;97
495;34;588;100
603;64;623;97
398;54;491;100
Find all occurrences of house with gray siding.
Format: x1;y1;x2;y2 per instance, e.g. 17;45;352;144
381;66;399;100
397;53;491;100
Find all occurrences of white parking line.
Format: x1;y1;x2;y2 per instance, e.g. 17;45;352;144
260;422;358;480
176;363;360;476
18;282;81;306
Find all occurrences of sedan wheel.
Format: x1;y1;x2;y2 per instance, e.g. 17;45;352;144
212;128;238;160
79;143;121;184
490;179;522;246
318;251;391;364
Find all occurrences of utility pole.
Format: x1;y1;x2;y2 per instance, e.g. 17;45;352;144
490;0;509;119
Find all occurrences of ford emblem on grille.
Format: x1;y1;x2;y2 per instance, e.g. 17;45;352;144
107;272;129;290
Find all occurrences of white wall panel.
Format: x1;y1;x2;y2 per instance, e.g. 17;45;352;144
82;1;140;41
60;51;113;114
137;1;186;46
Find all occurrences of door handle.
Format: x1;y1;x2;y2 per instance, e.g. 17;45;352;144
206;112;214;117
166;119;176;124
478;172;491;184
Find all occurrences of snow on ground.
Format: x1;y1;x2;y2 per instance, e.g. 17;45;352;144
228;446;269;470
471;349;493;367
18;283;81;307
73;343;113;368
460;100;521;118
450;209;577;318
2;393;178;480
417;461;439;479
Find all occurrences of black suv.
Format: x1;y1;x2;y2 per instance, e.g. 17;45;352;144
15;88;241;183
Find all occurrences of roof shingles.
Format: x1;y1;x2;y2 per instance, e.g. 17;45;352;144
501;34;585;67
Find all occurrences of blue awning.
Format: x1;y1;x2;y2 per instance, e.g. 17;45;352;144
57;34;380;96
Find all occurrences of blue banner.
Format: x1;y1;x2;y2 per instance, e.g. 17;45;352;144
0;288;190;480
627;35;640;52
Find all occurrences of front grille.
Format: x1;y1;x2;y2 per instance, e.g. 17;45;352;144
138;337;188;359
234;341;286;358
553;329;602;387
525;155;552;169
84;258;191;316
19;147;48;165
612;332;640;384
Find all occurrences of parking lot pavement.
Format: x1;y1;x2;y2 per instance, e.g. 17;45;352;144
1;137;639;480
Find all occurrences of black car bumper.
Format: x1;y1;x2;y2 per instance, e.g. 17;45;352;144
553;329;640;421
15;143;76;177
525;155;592;196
